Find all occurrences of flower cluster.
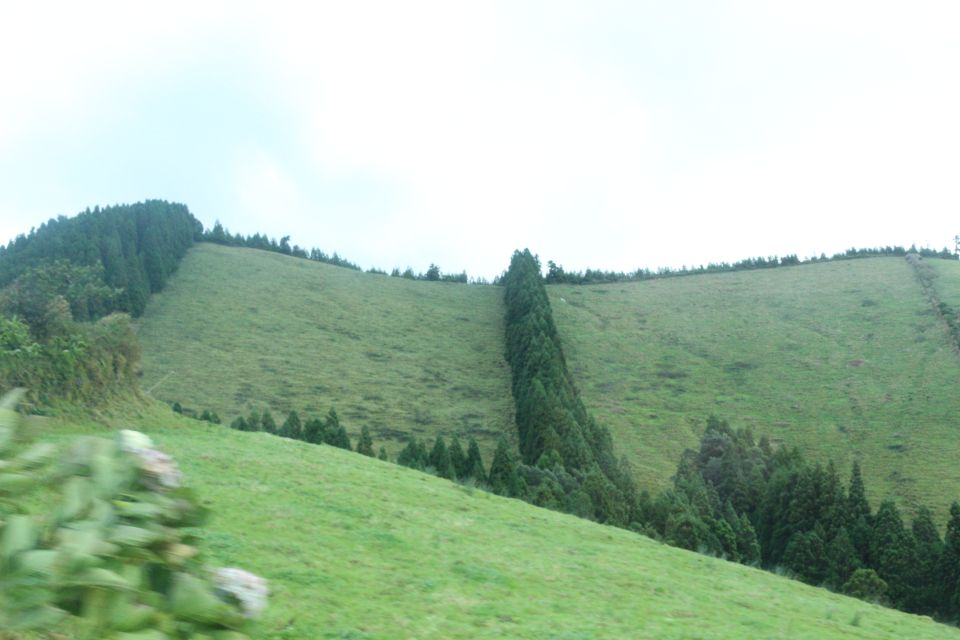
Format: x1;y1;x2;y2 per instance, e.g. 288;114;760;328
118;429;183;490
213;567;269;619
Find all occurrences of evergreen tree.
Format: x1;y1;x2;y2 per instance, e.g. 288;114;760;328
428;436;455;479
843;568;888;603
172;402;182;414
279;411;302;440
356;425;375;457
246;410;261;432
397;437;426;470
488;437;521;496
464;437;487;482
303;417;325;444
229;416;247;431
825;527;860;590
378;446;389;461
870;500;916;609
448;436;467;479
910;506;943;615
940;502;960;620
322;408;341;445
260;410;277;435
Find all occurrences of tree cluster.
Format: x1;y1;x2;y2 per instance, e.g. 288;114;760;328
227;407;376;455
500;250;641;525
0;200;200;318
648;416;960;621
396;434;486;483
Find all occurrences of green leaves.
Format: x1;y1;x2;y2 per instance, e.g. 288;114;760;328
0;389;266;637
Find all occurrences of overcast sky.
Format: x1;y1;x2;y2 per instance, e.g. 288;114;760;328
1;1;958;278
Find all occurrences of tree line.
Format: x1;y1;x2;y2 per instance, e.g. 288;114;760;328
202;221;480;283
539;245;955;286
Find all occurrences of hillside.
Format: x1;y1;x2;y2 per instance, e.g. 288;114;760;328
137;243;514;459
26;402;960;639
548;257;960;517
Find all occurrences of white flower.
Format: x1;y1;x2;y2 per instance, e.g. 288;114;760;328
213;567;269;619
118;430;182;489
119;429;154;453
136;447;182;489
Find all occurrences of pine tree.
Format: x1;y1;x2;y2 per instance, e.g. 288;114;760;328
825;527;860;590
488;437;520;496
870;500;916;609
378;446;389;461
464;438;486;482
230;416;247;431
322;408;341;445
246;411;261;432
260;410;277;435
279;411;302;439
448;436;467;479
397;437;425;470
356;425;375;457
303;417;325;444
910;506;943;615
940;502;960;620
428;436;456;479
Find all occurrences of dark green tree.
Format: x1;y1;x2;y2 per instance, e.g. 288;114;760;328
279;411;302;439
448;436;467;479
356;425;375;457
303;417;326;444
464;438;487;482
260;410;277;435
428;436;455;480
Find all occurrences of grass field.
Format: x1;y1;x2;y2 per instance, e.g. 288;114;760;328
19;401;960;640
137;243;514;461
548;257;960;518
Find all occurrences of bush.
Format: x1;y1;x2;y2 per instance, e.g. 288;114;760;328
0;389;267;637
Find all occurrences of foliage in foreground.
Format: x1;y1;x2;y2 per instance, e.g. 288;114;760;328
0;390;266;638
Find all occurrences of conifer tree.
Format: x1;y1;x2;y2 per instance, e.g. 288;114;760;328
322;408;342;445
488;437;521;496
279;411;302;439
448;436;467;479
940;502;960;619
870;500;916;609
356;425;375;457
303;417;325;444
910;506;943;614
397;437;425;470
428;436;455;479
230;416;247;431
464;438;486;482
260;410;277;435
378;446;389;461
246;410;261;432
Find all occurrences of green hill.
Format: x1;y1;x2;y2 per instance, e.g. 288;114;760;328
137;243;514;459
28;402;960;639
548;257;960;517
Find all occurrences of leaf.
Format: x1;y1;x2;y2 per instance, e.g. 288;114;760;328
170;572;232;624
67;567;135;590
1;604;67;631
1;514;36;561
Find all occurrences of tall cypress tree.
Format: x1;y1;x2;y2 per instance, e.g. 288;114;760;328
448;436;467;479
464;438;486;483
279;411;302;440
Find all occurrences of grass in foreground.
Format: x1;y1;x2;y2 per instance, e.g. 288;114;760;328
17;401;958;639
137;244;515;460
548;257;960;518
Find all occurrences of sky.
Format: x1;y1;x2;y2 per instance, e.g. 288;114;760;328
1;1;958;279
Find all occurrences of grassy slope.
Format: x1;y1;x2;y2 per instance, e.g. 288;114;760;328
548;257;960;517
31;403;960;640
137;243;514;460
